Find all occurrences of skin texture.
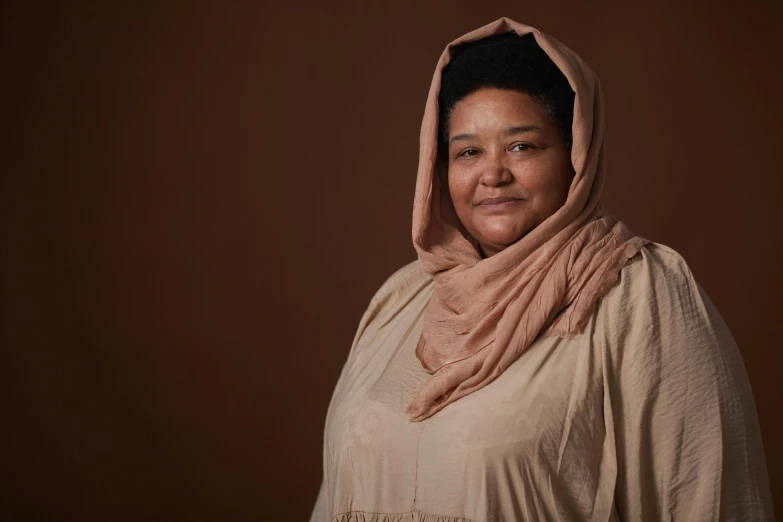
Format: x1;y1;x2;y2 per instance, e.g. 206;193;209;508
446;88;575;258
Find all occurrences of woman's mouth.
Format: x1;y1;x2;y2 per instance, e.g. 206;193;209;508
476;196;523;210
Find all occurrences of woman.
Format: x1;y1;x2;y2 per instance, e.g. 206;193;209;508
310;17;773;521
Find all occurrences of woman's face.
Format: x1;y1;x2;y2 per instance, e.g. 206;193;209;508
446;87;574;258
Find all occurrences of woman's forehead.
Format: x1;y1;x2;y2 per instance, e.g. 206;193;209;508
448;89;553;136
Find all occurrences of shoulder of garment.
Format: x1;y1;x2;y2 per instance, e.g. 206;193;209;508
598;240;697;313
364;259;434;322
594;240;729;354
343;259;433;367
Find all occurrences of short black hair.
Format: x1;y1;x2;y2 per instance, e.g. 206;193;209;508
438;31;575;152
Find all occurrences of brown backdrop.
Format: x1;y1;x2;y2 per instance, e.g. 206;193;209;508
2;2;781;520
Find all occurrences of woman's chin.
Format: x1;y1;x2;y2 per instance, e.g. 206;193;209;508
476;228;528;254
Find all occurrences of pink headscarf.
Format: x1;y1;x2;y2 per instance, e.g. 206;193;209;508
407;17;650;422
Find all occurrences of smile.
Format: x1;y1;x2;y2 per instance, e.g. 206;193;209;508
476;197;523;210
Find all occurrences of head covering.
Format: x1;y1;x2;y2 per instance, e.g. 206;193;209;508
407;17;650;422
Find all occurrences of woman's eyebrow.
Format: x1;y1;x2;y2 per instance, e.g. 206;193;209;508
503;125;541;136
450;125;542;144
449;133;477;144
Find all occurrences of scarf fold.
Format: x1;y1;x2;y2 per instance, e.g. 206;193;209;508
407;17;650;422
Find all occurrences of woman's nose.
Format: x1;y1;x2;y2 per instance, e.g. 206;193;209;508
479;153;513;186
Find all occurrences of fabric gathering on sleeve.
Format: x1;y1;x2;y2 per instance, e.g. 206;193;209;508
594;243;774;521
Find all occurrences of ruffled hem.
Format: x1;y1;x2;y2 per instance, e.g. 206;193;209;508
333;509;476;522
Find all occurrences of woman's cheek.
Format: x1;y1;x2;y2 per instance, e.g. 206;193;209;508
448;168;475;206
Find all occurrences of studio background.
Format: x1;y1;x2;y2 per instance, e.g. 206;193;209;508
2;2;781;521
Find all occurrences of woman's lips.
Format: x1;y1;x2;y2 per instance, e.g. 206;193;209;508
476;196;523;210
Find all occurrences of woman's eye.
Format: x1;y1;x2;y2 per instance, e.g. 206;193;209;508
457;148;479;158
511;143;533;152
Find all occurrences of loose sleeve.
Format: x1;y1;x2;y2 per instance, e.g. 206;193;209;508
308;279;386;522
596;245;774;521
309;260;424;522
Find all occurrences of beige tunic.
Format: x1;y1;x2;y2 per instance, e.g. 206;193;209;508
309;243;773;521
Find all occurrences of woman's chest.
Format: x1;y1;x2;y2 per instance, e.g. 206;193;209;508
324;300;611;519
